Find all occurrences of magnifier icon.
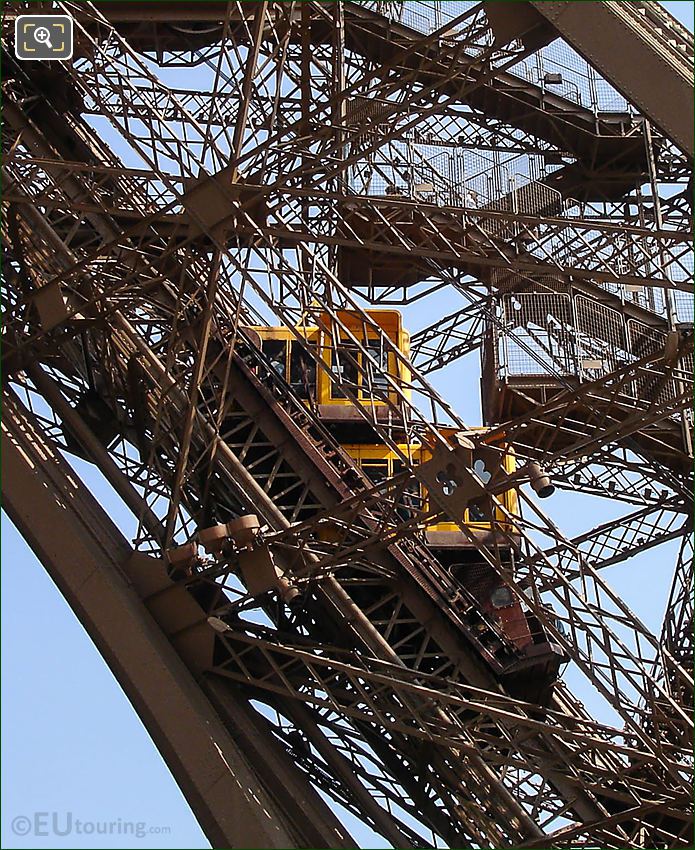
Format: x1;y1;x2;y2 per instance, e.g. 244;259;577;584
34;26;53;49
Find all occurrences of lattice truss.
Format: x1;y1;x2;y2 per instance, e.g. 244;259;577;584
1;1;693;847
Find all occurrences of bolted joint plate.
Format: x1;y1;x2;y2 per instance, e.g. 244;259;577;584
181;171;268;241
414;443;490;523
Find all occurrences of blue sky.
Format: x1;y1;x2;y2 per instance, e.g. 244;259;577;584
3;2;693;848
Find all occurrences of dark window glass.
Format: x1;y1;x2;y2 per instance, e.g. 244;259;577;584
289;341;316;400
361;459;388;484
331;343;358;399
394;458;420;519
469;502;486;522
263;339;287;381
363;339;389;395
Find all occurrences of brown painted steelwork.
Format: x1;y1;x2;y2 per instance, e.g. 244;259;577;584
1;1;692;847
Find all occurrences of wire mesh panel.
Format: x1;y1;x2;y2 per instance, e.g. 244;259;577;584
674;290;695;324
510;29;632;114
627;319;681;406
367;1;481;35
489;270;570;294
627;320;667;360
575;295;627;380
500;292;574;378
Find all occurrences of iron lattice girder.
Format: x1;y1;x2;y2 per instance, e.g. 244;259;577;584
551;454;687;508
209;632;692;848
9;338;692;840
4;149;692;479
60;0;657;190
409;271;679;376
481;341;695;476
262;192;692;292
410;294;491;373
28;272;690;771
534;499;688;578
526;0;694;156
7;162;691;292
661;532;695;673
210;626;692;806
2;0;693;846
2;76;692;644
0;387;352;850
4;104;692;736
